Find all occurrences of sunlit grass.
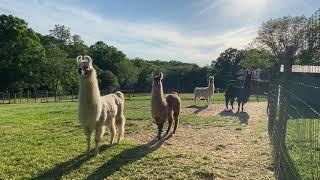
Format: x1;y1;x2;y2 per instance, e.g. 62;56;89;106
0;93;266;179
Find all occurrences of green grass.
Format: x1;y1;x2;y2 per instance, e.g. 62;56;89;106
0;94;210;179
285;119;320;179
0;93;265;179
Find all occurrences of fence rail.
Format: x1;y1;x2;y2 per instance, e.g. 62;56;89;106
0;90;135;104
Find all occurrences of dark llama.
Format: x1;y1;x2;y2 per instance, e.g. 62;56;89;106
225;72;252;112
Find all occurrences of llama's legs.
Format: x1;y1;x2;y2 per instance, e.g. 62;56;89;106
195;96;199;105
230;98;235;109
172;111;180;134
237;101;241;112
108;119;117;145
84;128;92;154
241;103;244;112
116;115;125;143
225;97;230;110
166;111;173;134
157;122;164;140
94;125;105;155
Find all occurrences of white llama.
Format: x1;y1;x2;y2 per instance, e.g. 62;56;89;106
194;76;215;105
77;55;125;155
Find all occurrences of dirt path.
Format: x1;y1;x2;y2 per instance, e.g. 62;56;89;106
127;102;274;179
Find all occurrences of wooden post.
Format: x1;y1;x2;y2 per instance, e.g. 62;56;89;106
55;91;57;102
71;92;74;101
1;93;4;104
59;91;61;101
27;91;30;103
46;91;48;102
8;91;11;104
14;93;16;104
20;91;22;104
34;91;37;103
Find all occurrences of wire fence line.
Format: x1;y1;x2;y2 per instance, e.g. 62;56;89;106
0;90;135;104
268;74;320;179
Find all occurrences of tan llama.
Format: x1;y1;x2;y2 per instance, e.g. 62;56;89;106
151;72;181;139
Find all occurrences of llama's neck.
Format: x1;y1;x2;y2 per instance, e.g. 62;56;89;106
243;78;251;89
208;81;214;90
79;70;101;104
151;84;165;102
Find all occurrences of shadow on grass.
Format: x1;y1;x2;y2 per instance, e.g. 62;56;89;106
33;133;171;179
86;133;172;179
219;110;250;124
33;145;111;179
186;105;208;114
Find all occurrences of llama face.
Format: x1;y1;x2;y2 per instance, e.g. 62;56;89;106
152;72;163;88
209;76;214;84
77;55;93;78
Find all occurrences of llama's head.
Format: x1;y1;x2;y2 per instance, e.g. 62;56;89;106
209;76;214;84
152;72;163;89
77;55;94;79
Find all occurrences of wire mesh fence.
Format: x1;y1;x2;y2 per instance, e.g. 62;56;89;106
268;8;320;180
268;73;320;179
0;90;135;104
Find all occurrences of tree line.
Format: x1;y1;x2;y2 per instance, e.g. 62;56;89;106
0;14;318;93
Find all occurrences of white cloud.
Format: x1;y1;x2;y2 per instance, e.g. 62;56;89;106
197;0;269;22
0;0;257;66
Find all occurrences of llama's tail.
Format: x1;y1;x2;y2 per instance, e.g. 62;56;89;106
115;91;125;102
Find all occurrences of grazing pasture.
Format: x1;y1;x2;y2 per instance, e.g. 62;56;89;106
0;93;273;179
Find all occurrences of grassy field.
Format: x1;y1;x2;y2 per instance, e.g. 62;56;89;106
0;93;272;179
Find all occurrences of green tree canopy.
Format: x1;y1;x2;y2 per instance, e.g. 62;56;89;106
49;24;71;45
256;16;307;65
43;43;77;92
0;14;46;91
211;48;245;89
241;49;272;70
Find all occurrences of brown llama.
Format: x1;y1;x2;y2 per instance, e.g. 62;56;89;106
151;72;181;140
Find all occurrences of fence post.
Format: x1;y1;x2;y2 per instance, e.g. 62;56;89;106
277;47;295;179
20;91;22;104
34;91;37;103
14;93;16;104
71;92;74;102
55;91;57;102
8;91;11;104
27;90;30;103
1;93;4;104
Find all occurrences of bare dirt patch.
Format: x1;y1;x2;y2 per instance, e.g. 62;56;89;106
126;102;274;179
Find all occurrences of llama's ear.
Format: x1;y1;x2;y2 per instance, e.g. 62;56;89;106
159;72;163;80
84;55;92;64
76;55;82;64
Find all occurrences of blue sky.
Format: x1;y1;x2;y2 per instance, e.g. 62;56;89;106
0;0;319;66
